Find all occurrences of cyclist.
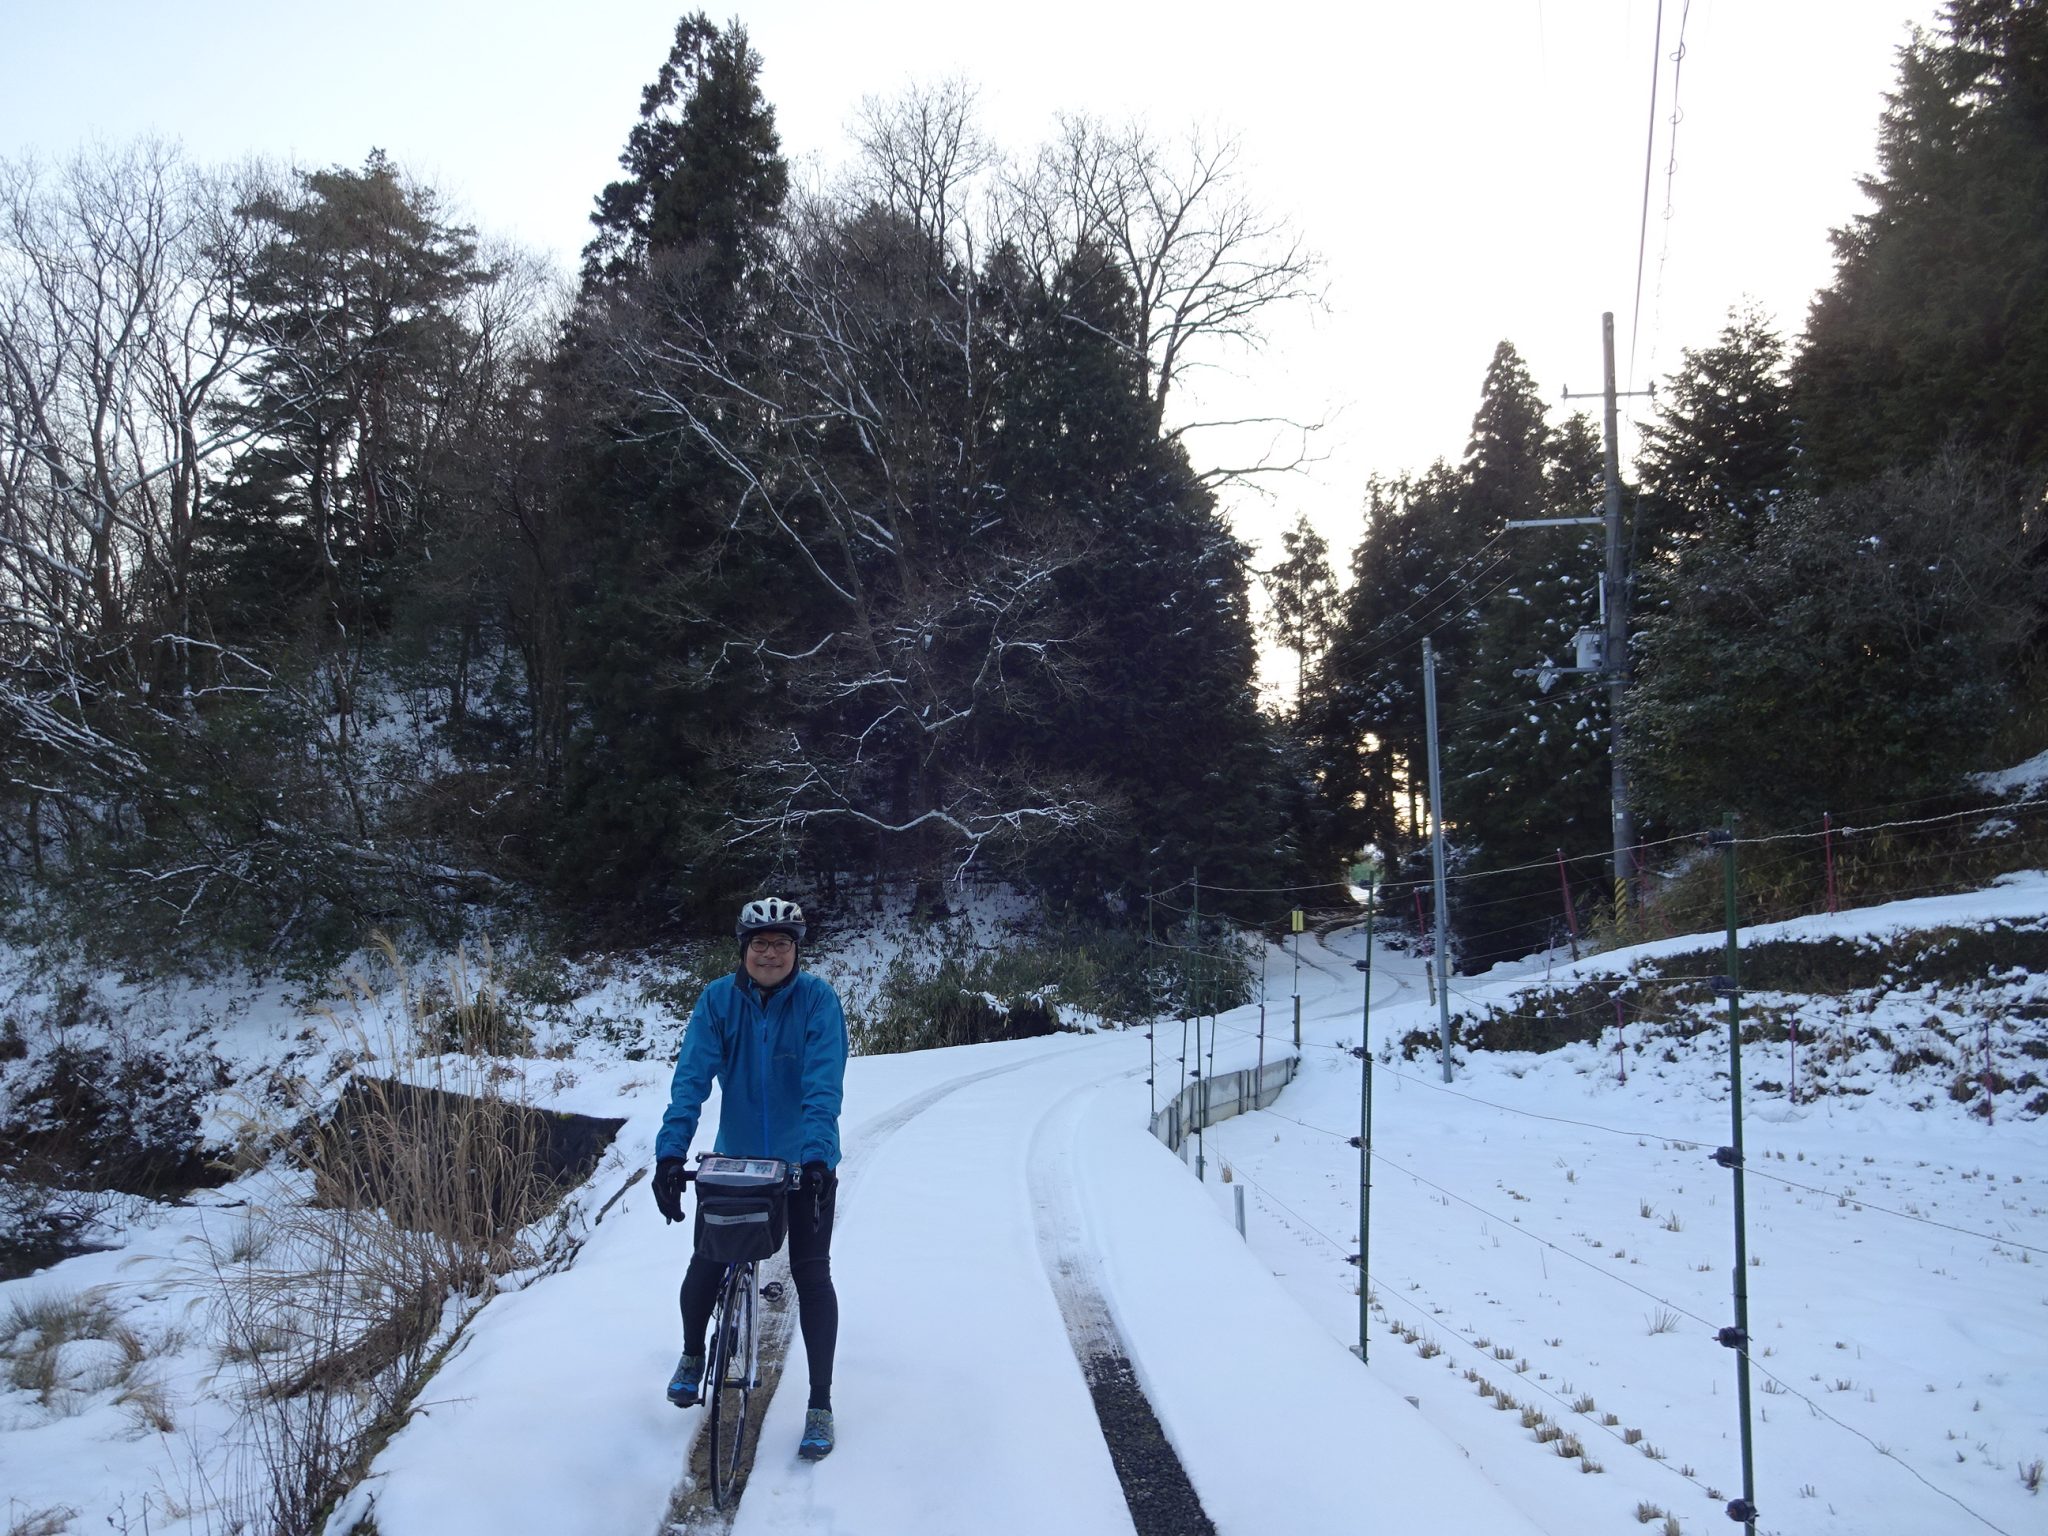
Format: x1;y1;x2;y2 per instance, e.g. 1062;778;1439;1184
652;896;848;1461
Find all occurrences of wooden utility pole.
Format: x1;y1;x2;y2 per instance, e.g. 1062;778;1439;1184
1599;313;1637;921
1422;638;1453;1083
1541;312;1650;922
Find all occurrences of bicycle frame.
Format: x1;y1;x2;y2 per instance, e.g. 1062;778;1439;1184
682;1154;799;1510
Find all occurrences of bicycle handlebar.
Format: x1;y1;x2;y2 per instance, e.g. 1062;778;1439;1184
679;1155;803;1189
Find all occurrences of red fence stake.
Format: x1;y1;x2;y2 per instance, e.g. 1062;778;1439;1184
1556;849;1580;957
1637;847;1664;937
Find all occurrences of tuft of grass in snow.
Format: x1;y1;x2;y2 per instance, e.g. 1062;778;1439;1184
0;1288;163;1420
4;1506;79;1536
115;1373;175;1433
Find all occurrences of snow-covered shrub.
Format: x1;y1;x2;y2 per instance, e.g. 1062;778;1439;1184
852;954;1062;1054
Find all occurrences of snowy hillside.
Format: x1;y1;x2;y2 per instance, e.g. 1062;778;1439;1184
2;882;2044;1536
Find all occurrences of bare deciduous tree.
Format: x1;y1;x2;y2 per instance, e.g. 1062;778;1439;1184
1010;115;1324;475
0;143;269;816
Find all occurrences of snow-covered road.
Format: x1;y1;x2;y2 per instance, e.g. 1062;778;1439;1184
10;885;2043;1536
343;928;1547;1536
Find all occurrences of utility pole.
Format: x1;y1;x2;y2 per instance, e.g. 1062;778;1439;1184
1422;638;1453;1083
1598;313;1637;922
1531;311;1650;923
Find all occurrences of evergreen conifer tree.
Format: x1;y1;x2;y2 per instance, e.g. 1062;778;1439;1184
1625;459;2039;830
1440;355;1608;966
1797;1;2048;481
1264;512;1339;716
1312;466;1466;868
550;17;793;916
580;13;789;297
985;240;1286;905
1315;344;1615;965
1637;305;1800;551
204;152;492;661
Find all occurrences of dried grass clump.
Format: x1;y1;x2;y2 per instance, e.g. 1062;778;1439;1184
1;1289;162;1415
199;936;596;1536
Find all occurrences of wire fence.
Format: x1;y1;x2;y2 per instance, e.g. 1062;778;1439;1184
1151;791;2048;971
1131;808;2042;1536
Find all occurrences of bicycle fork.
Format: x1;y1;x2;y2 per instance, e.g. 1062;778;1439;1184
739;1265;759;1389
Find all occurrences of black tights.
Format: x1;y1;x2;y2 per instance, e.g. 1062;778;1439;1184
680;1169;839;1412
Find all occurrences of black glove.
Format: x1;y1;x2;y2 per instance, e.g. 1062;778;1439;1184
801;1160;831;1224
653;1157;688;1224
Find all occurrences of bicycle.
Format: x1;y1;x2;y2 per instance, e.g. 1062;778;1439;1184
681;1154;801;1509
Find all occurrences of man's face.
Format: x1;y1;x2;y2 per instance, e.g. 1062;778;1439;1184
743;932;797;987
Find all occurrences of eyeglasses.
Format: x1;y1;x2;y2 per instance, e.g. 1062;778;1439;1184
746;936;795;954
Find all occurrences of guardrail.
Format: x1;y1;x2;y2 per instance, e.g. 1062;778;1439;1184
1149;1053;1299;1158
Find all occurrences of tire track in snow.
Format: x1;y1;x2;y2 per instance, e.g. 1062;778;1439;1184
657;1039;1097;1533
1029;1074;1218;1536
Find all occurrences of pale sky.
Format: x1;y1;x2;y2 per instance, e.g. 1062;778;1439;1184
2;0;1934;601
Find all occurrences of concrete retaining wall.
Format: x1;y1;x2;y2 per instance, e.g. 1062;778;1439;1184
1148;1053;1299;1156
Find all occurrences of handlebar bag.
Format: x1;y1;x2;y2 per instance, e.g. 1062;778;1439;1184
693;1155;791;1263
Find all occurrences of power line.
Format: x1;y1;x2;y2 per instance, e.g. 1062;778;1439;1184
1641;0;1694;389
1149;793;2048;955
1343;559;1519;674
1735;797;2048;848
1627;0;1667;390
1361;527;1512;634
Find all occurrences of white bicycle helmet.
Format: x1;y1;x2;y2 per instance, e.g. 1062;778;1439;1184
735;896;807;942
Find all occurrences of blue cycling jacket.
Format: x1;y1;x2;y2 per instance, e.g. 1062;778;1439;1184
655;966;847;1169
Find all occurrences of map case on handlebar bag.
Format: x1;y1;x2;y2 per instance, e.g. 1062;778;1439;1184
693;1155;791;1262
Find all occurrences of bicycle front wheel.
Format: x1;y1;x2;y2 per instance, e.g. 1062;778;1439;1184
705;1263;755;1509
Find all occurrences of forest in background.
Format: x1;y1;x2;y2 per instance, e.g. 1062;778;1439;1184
2;2;2045;974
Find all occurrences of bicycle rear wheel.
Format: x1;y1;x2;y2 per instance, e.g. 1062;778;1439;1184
705;1262;756;1509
